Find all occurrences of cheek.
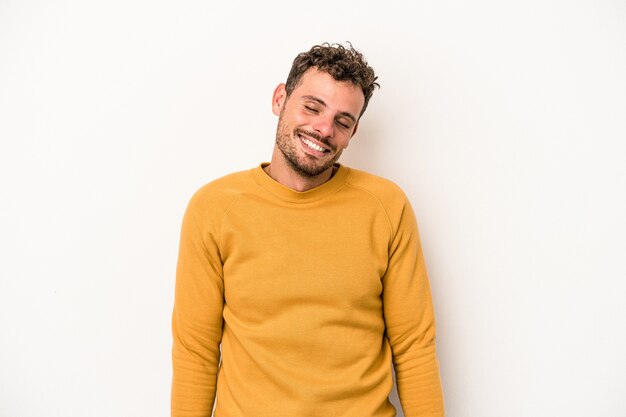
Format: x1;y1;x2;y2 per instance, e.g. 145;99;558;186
338;137;352;150
294;112;312;126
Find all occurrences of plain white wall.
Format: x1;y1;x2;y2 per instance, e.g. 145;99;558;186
1;0;624;416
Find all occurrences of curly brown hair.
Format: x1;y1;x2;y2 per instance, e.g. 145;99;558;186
285;42;379;118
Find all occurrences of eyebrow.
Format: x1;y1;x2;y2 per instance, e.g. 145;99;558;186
302;95;357;124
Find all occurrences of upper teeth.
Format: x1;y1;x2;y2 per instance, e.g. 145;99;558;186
302;137;325;152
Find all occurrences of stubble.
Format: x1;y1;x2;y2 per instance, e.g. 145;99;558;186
275;116;342;178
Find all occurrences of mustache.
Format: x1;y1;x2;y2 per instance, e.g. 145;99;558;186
295;128;336;151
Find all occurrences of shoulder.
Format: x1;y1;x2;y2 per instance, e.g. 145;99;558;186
343;167;418;234
186;168;255;219
344;167;410;208
344;167;421;241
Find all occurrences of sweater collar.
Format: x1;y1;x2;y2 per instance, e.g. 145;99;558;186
252;162;350;203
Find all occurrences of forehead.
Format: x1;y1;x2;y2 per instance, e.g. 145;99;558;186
292;69;365;116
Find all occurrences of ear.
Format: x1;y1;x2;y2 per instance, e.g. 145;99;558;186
272;83;287;116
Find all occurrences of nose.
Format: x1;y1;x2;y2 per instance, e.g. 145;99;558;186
311;114;334;139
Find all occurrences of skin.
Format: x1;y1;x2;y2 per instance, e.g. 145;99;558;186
265;68;365;192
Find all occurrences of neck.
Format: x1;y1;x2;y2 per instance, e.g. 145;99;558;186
265;146;336;192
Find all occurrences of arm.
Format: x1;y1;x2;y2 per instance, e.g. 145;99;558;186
171;195;225;417
383;198;445;417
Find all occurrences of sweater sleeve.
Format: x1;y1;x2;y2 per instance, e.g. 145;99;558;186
171;194;225;417
382;198;445;417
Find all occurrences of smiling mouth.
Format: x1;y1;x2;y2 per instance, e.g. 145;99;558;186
298;133;329;154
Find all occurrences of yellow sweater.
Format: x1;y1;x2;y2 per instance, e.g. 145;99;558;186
172;163;444;417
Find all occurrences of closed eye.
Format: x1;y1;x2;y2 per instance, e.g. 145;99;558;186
304;105;319;114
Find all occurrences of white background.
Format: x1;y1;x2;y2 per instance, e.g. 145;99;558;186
1;1;625;416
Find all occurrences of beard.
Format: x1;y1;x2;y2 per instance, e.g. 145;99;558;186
275;116;343;178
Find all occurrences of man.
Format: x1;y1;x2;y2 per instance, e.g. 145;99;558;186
172;43;444;417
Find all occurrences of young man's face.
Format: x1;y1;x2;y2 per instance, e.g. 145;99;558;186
272;68;365;178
